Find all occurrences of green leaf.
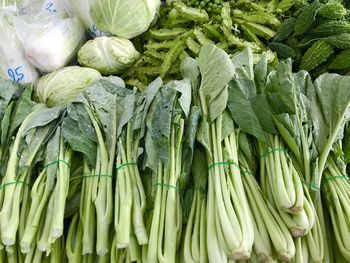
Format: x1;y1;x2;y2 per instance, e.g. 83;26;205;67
192;147;208;190
179;106;201;190
134;77;163;138
254;52;269;92
9;85;35;136
85;78;133;153
231;48;254;80
198;44;235;121
1;102;13;146
62;104;97;166
227;78;266;142
0;80;23;120
265;60;296;114
312;74;350;153
144;85;177;170
251;94;279;135
196;119;211;159
172;79;192;117
23;106;63;133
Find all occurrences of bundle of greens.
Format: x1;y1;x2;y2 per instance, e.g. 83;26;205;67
189;44;255;261
62;76;136;256
0;85;64;250
238;133;296;262
142;77;199;263
20;127;73;254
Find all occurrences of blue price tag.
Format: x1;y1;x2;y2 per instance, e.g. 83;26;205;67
46;2;57;12
89;24;103;38
7;66;24;83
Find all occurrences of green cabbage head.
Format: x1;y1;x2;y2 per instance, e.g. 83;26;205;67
35;66;101;107
78;36;140;75
90;0;161;39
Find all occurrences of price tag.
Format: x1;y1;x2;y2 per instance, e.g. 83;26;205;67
7;66;24;83
45;2;57;12
89;24;103;38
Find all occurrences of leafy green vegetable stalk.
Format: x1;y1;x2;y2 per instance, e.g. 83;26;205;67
322;156;350;261
20;127;73;253
258;136;304;213
144;78;193;263
182;149;208;263
196;44;254;261
0;102;62;247
114;89;148;249
66;212;84;262
63;109;96;256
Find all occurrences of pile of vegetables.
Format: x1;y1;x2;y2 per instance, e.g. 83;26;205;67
1;0;350;262
271;0;350;76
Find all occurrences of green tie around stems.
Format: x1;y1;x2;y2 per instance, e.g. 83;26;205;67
44;159;71;168
207;161;240;170
154;182;180;192
302;180;321;191
0;180;31;190
115;162;138;175
79;174;113;179
322;175;350;184
259;148;288;159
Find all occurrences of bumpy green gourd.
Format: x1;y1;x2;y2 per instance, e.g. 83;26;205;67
294;1;321;36
317;2;346;19
311;21;350;37
328;49;350;69
325;33;350;49
299;40;334;71
274;17;296;41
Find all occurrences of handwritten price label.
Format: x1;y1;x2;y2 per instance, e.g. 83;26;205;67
45;2;57;12
7;66;24;83
89;24;103;38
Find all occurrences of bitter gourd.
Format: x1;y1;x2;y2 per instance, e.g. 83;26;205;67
325;33;350;49
310;21;350;37
294;1;321;36
328;49;350;69
317;2;346;19
299;40;334;71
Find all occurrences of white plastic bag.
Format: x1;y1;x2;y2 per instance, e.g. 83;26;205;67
0;12;38;83
62;0;107;38
14;12;85;73
19;0;66;16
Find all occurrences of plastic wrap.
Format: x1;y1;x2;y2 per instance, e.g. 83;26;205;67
0;11;38;83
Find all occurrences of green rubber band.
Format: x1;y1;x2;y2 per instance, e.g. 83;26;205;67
79;174;113;179
259;148;288;158
208;161;240;170
115;162;138;175
44;160;71;168
323;176;350;184
154;182;179;192
302;181;321;191
0;180;31;190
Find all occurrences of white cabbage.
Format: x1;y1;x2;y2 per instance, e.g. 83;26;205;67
90;0;161;39
78;36;140;75
35;66;102;107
